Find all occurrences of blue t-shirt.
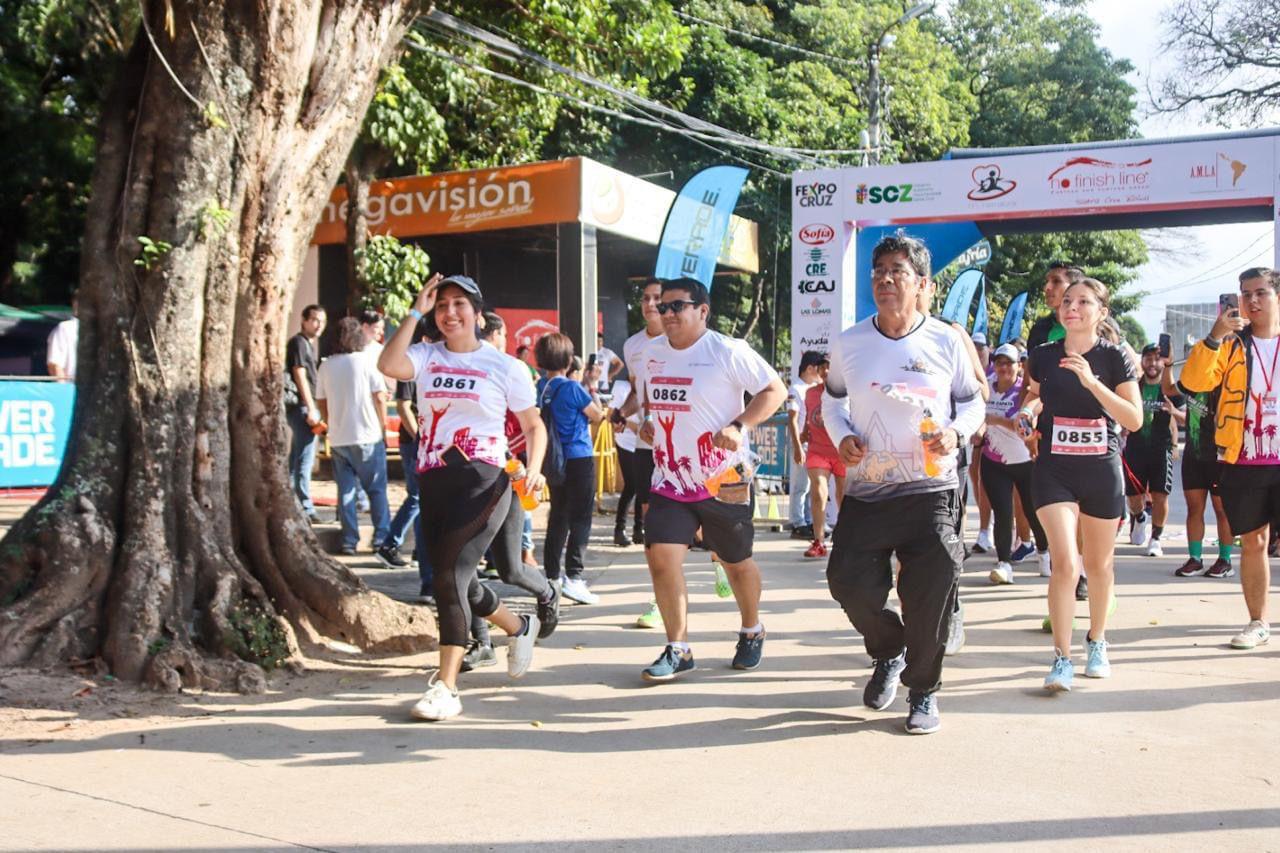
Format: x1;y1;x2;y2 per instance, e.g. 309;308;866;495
537;376;594;460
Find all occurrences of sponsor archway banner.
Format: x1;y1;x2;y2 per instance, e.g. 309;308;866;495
790;131;1280;374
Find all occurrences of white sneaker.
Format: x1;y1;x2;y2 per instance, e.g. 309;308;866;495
975;528;993;553
1146;538;1164;557
410;676;461;721
989;562;1014;585
561;576;600;605
1230;620;1271;650
1129;515;1150;547
1038;550;1052;577
508;614;540;677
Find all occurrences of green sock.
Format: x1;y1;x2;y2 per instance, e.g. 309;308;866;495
1219;541;1233;563
1189;540;1203;560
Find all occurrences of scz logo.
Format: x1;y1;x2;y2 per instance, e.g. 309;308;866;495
855;184;913;204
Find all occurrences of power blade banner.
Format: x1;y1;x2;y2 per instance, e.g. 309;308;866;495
973;284;989;338
654;165;750;288
999;290;1030;345
941;268;984;326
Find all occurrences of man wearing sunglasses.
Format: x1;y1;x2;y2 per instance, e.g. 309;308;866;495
636;277;787;681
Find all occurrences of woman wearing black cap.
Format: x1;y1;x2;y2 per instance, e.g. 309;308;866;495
379;273;552;721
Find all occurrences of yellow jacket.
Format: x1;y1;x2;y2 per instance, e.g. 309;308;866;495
1179;334;1251;464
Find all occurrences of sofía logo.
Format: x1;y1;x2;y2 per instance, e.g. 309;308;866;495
798;224;835;245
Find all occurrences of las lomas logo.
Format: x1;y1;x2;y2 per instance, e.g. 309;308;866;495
967;164;1016;201
798;224;835;245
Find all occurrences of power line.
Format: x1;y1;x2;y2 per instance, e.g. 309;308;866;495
672;9;862;71
1146;231;1275;296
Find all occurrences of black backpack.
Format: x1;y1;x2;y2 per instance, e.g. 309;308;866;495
540;378;570;486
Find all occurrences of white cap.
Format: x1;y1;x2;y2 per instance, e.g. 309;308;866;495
992;343;1019;362
971;332;988;346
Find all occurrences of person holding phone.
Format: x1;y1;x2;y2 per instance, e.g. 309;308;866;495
1023;278;1142;693
1180;268;1280;651
378;273;554;721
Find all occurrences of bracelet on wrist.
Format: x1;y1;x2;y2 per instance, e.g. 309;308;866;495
408;308;424;321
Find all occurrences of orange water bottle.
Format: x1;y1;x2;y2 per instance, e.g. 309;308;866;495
920;414;941;477
504;458;539;510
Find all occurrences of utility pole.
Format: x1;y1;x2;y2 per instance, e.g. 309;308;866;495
865;3;934;166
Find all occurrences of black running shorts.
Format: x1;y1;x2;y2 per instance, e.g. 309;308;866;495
644;492;755;564
1217;463;1280;537
1032;456;1125;519
1181;453;1222;495
1122;444;1173;496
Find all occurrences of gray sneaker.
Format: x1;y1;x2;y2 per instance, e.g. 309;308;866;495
863;653;906;710
905;690;940;734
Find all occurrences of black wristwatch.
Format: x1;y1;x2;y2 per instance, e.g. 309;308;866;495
730;419;745;432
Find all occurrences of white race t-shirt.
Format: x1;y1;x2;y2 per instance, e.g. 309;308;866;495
611;378;638;453
315;353;386;447
406;341;536;471
1239;334;1280;465
823;315;984;501
46;318;78;379
623;329;661;450
641;330;779;502
982;377;1031;465
595;346;619;389
786;380;811;439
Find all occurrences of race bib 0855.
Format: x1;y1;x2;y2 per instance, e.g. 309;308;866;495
1051;416;1107;456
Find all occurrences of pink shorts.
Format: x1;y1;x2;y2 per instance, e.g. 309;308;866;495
806;451;846;477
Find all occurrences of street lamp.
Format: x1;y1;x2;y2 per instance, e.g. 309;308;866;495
866;2;934;165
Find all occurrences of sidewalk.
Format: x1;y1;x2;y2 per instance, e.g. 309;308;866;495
1;494;1278;851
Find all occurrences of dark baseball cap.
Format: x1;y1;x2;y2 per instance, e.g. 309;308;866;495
438;274;482;298
1142;342;1160;355
799;350;829;371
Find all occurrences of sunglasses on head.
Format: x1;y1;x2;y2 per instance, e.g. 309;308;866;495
657;299;703;315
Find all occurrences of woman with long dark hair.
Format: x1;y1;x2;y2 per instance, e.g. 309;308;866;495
379;274;553;721
1022;278;1142;692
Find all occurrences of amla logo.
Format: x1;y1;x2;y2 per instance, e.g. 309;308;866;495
854;184;914;204
795;182;837;207
798;223;835;245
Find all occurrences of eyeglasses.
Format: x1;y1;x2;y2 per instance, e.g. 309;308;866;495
657;300;702;315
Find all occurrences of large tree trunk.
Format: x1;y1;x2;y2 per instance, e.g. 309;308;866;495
343;141;391;313
0;0;435;692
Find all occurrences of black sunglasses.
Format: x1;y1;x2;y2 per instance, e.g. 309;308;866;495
656;299;703;315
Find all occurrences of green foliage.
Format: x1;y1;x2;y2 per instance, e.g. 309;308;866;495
147;637;172;656
357;235;432;323
134;236;172;271
202;101;228;130
198;201;233;240
0;0;135;305
226;602;289;670
1115;314;1148;352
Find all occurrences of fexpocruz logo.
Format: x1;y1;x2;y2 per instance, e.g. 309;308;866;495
795;182;837;207
854;183;914;204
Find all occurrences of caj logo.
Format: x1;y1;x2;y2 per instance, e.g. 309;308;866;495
798;223;835;245
795;182;837;207
967;164;1017;201
798;279;836;293
855;183;914;204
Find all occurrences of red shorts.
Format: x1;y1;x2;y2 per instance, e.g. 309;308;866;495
806;450;846;477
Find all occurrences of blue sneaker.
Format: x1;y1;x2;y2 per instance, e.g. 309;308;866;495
642;645;696;682
1010;541;1036;563
863;652;906;710
1085;635;1111;678
1044;653;1074;692
732;629;766;670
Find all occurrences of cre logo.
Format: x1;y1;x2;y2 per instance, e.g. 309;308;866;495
798;279;836;293
795;182;837;207
804;248;828;276
855;183;914;204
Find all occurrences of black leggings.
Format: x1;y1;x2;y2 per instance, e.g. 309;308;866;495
980;455;1047;561
545;455;595;580
616;447;638;530
468;486;551;647
420;462;542;647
